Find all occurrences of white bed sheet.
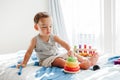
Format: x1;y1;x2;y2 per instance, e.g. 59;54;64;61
0;51;40;80
0;50;120;80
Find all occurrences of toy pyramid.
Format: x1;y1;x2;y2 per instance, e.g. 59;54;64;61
64;56;80;73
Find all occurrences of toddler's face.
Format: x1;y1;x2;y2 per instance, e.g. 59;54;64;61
37;17;52;36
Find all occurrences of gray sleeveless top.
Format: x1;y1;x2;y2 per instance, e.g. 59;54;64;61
34;34;58;61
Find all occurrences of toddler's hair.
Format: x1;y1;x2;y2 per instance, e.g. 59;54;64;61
34;12;50;24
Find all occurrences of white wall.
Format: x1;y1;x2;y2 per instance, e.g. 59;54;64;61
0;0;48;54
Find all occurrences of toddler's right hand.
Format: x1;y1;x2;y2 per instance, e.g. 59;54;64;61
17;63;26;68
67;50;74;57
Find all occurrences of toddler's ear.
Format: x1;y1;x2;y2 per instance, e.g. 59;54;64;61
34;24;38;31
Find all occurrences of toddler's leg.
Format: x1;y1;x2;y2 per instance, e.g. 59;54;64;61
51;57;66;68
75;53;99;70
51;53;68;68
74;53;91;69
74;53;85;62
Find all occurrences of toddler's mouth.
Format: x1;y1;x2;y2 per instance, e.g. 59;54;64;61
47;32;50;34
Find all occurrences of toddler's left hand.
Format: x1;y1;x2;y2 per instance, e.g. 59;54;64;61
89;51;99;57
92;52;99;57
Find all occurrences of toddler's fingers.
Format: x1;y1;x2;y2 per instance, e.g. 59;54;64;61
94;52;99;56
17;64;26;68
17;64;21;68
67;50;73;56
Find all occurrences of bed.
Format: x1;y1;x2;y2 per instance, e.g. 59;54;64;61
0;50;120;80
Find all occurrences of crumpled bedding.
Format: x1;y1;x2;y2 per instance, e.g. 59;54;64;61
0;50;120;80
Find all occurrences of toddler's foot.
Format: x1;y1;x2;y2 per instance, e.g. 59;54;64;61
89;52;99;66
79;59;91;70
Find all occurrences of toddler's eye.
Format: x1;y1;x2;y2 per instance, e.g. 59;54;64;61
41;25;52;29
42;26;47;28
42;26;52;28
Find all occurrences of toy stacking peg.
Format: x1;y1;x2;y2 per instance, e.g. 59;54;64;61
79;45;82;53
74;45;77;53
18;66;23;75
84;44;87;53
88;46;92;56
81;44;88;57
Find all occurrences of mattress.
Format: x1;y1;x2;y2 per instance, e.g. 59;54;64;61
0;50;120;80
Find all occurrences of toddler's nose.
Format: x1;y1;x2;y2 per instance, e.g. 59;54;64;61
47;26;51;31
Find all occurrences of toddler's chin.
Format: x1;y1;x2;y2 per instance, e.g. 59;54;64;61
45;33;51;36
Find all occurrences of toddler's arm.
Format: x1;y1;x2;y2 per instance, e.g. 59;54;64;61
54;35;72;55
17;37;36;68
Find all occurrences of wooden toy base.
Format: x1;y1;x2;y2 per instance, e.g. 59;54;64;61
63;69;80;73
